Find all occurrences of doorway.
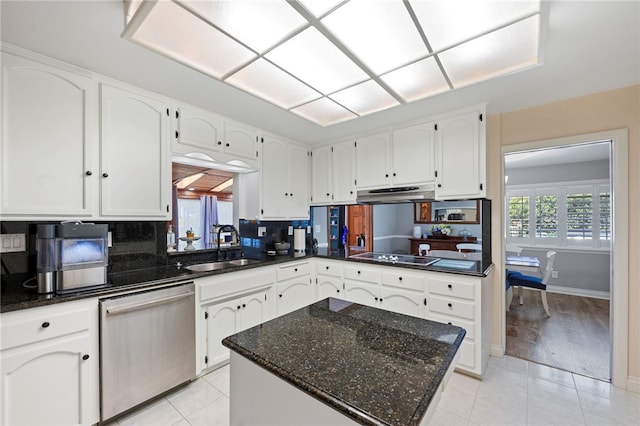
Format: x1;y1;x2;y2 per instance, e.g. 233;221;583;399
501;129;629;387
346;205;373;255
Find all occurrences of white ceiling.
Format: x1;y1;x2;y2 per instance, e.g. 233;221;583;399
1;1;638;146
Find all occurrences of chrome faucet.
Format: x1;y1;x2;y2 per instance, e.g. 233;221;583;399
216;224;240;260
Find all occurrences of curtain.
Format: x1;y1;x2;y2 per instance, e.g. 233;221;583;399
200;195;218;248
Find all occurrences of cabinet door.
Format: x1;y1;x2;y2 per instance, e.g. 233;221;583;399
261;136;288;218
311;145;332;205
1;333;95;426
1;53;96;217
344;280;379;307
316;275;343;301
287;143;310;219
239;290;270;331
277;275;313;316
392;122;435;185
205;300;239;368
332;141;356;203
380;287;425;319
435;111;485;199
174;104;223;155
224;121;258;161
100;83;170;217
355;133;390;189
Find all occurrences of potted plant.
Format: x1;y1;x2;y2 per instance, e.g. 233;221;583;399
430;224;452;238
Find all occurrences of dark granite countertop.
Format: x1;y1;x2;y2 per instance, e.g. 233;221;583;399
222;298;465;426
1;249;491;314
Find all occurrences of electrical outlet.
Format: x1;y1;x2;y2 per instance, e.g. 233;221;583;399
552;271;559;279
108;232;113;247
288;226;293;235
307;225;311;233
258;226;266;237
0;233;26;253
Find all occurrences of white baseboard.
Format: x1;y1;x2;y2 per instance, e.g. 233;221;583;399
546;285;610;300
491;344;505;358
628;376;640;394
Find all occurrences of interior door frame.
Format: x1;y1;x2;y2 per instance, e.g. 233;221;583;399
500;129;628;388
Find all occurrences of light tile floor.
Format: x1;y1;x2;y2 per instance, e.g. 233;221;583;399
107;356;640;426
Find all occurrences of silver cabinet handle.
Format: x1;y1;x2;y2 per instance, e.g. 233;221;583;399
106;292;193;315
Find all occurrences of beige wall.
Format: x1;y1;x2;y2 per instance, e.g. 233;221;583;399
487;85;640;381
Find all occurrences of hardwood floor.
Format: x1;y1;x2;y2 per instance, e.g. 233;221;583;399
506;289;610;381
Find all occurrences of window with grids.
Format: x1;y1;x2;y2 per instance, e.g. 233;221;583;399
508;195;529;238
506;182;610;249
535;194;558;239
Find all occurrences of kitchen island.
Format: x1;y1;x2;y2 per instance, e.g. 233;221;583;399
222;298;465;426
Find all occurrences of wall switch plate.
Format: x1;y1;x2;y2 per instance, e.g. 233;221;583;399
107;232;113;247
0;233;26;253
258;226;266;237
288;226;293;235
307;226;311;233
552;271;559;279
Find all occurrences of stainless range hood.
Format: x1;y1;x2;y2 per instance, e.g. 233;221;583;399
356;183;436;204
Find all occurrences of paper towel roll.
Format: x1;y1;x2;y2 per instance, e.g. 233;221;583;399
294;228;306;253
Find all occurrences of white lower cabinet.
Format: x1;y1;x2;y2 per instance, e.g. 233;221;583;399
0;299;99;426
426;273;491;377
276;262;313;316
197;267;276;372
316;275;344;300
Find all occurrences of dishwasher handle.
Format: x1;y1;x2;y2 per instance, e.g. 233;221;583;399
105;291;193;316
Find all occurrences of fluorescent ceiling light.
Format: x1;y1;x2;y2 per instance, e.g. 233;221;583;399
123;0;543;127
176;172;204;189
212;178;234;192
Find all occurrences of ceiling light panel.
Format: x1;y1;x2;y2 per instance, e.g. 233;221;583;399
330;80;400;116
439;15;540;88
291;98;357;126
321;0;426;75
226;58;321;109
296;0;346;18
381;57;450;102
127;1;256;79
265;27;369;94
179;0;307;54
411;0;541;52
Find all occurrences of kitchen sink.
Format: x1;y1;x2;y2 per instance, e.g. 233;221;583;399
186;258;263;272
227;258;263;266
185;262;232;272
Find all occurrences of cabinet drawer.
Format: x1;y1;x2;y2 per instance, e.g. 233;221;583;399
428;295;475;320
1;301;92;350
429;277;476;300
277;262;311;282
428;313;475;341
382;271;424;292
315;260;342;277
344;266;380;283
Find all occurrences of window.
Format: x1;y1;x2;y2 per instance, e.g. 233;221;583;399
506;181;610;249
176;197;234;250
508;194;529;238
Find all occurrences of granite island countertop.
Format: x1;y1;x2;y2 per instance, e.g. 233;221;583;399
222;298;466;426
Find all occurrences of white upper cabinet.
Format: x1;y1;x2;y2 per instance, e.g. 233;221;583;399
99;83;171;218
310;145;332;205
332;140;356;204
260;136;309;219
310;141;356;206
223;121;260;166
355;132;390;189
354;123;436;190
391;122;435;186
172;104;223;156
434;106;486;200
0;52;97;218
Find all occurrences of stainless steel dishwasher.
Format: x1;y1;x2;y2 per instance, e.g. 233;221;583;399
100;282;196;422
